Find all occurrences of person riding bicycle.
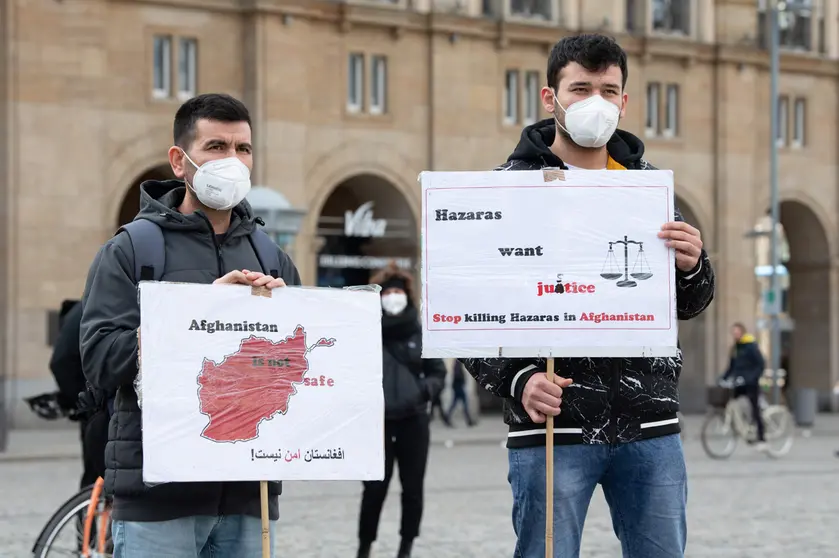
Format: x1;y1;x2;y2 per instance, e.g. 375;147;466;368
721;322;767;451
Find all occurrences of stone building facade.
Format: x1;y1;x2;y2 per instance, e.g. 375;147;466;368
2;0;838;426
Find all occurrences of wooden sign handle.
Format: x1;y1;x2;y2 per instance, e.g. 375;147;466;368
545;357;555;558
260;481;270;558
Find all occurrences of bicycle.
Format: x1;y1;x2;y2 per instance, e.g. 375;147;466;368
700;378;795;459
25;392;113;557
31;476;113;557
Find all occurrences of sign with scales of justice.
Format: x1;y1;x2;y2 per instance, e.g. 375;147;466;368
601;235;653;288
419;168;678;558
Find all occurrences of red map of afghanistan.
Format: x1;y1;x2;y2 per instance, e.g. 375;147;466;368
197;325;335;443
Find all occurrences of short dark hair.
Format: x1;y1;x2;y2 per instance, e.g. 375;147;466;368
732;322;747;332
173;93;252;148
546;34;628;91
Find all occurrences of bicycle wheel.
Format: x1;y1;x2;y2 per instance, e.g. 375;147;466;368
701;409;738;459
763;405;795;458
31;484;112;557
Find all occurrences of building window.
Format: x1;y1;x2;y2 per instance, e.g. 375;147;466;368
626;0;642;33
646;82;660;136
152;35;171;99
664;84;679;137
524;71;540;125
370;55;387;115
792;98;806;148
652;0;691;35
347;53;364;113
177;38;197;100
504;70;519;125
758;0;812;51
776;95;788;147
509;0;553;22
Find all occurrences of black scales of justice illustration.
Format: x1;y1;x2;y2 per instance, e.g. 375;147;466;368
600;235;653;288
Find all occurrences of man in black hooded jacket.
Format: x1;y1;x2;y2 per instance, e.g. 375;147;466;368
459;34;715;558
80;94;300;557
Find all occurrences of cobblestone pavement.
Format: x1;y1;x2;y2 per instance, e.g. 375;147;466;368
3;419;839;557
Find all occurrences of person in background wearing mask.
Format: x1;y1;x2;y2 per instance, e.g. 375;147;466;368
79;93;301;557
721;322;767;451
460;34;715;558
356;262;446;558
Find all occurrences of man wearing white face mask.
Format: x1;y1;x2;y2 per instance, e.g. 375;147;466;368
355;262;446;558
79;93;301;557
460;35;715;558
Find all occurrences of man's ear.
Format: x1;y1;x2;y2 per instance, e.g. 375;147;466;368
619;92;628;119
168;146;187;179
540;86;556;115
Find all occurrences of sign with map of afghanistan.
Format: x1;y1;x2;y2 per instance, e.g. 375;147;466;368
137;282;384;484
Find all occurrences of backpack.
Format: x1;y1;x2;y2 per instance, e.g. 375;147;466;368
105;218;282;416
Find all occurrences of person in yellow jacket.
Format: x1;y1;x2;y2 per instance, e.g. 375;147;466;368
722;322;767;450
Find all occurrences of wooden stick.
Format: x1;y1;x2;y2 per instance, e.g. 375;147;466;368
545;357;555;558
260;481;270;558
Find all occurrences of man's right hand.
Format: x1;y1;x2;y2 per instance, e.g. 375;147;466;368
521;372;573;423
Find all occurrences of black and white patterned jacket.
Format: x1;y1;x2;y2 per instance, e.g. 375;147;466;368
459;119;715;448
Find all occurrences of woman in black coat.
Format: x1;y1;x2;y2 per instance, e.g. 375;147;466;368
356;263;447;558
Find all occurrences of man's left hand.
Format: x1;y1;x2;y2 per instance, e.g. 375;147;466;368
242;269;287;289
658;222;702;272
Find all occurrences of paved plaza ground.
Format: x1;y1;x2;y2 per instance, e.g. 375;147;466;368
2;414;839;557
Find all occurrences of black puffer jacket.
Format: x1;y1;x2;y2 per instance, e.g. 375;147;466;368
381;306;447;420
460;119;716;448
79;181;301;522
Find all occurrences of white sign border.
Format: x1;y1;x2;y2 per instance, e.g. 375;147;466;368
418;169;679;359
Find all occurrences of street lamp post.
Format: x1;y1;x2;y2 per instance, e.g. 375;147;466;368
768;0;782;405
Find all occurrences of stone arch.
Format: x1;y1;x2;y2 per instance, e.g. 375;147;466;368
674;194;709;414
779;200;832;408
297;142;424;284
116;164;176;229
105;125;174;229
311;173;419;289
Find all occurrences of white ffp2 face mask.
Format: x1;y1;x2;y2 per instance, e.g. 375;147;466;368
554;93;621;149
181;150;252;211
381;293;408;316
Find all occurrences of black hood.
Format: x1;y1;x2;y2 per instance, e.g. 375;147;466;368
134;179;259;238
507;118;646;170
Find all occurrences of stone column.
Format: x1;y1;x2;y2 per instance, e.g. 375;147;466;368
242;12;267;186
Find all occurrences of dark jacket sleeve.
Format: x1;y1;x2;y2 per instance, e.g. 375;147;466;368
79;233;141;393
421;358;447;401
743;343;766;384
49;301;86;409
458;357;543;401
674;207;715;320
278;249;302;286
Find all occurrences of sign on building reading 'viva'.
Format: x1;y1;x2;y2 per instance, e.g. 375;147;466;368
345;201;387;238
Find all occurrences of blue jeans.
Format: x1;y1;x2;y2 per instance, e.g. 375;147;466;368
112;516;277;558
508;434;687;558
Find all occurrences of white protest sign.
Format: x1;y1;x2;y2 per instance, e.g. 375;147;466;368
138;282;384;483
420;169;677;359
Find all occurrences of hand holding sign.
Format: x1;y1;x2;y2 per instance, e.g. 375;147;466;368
521;373;574;423
658;222;703;273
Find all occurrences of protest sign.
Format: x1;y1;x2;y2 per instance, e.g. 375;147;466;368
420;169;677;359
137;282;385;484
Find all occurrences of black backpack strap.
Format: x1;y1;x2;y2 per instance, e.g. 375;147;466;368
249;228;281;279
117;219;165;282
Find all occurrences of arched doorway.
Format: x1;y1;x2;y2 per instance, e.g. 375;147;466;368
675;196;707;414
780;201;831;408
117;164;175;228
315;174;418;288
